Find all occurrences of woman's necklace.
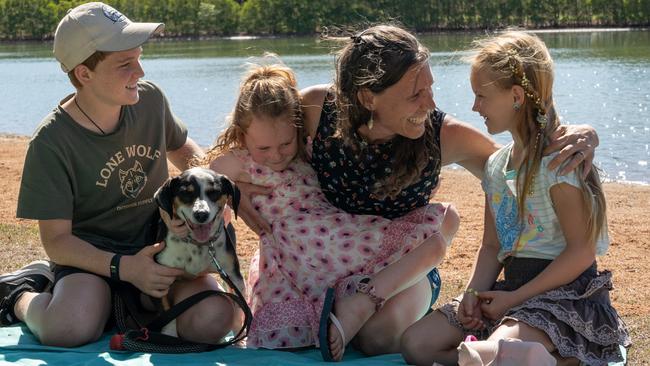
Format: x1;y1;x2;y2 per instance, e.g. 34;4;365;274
74;97;106;135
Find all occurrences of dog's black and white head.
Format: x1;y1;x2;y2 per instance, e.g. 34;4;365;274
154;167;240;244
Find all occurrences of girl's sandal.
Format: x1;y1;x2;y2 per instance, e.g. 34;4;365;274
318;275;386;361
319;287;346;362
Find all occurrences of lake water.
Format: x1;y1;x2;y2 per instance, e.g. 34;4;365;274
1;30;648;184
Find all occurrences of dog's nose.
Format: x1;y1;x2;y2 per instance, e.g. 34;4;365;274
193;199;211;223
194;210;209;223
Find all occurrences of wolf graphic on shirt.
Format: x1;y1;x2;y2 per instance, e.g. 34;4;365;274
119;160;147;199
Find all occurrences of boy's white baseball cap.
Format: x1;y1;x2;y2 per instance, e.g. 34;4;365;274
53;2;164;72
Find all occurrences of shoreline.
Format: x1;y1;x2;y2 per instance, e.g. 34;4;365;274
1;26;647;44
7;133;646;186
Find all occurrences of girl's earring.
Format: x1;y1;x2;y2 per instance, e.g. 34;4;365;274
367;110;374;130
513;102;521;112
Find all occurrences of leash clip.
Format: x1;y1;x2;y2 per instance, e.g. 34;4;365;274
209;245;228;279
208;218;230;278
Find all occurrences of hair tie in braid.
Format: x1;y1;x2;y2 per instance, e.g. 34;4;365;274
506;49;547;130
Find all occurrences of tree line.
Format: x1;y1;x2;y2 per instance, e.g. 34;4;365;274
1;0;649;40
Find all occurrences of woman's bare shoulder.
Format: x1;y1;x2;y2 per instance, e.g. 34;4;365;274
301;84;331;137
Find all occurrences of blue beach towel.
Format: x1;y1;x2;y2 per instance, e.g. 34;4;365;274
0;325;405;366
0;325;628;365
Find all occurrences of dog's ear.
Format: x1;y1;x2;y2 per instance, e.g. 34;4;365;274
154;176;179;218
220;175;240;219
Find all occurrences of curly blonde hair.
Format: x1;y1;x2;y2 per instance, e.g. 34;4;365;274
203;58;304;165
468;31;606;244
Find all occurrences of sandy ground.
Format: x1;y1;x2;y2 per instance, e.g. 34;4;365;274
1;134;649;362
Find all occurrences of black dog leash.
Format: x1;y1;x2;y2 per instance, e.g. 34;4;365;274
208;222;253;345
110;223;253;353
112;286;243;353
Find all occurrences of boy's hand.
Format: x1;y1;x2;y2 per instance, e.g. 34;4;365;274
121;242;185;298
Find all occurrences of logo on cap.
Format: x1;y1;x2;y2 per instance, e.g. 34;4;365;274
102;4;125;23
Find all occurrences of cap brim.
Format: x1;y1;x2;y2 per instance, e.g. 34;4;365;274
98;22;164;52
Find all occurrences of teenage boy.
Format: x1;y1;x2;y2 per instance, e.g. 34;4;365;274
0;2;240;347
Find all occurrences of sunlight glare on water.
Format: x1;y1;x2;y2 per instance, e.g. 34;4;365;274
0;30;648;184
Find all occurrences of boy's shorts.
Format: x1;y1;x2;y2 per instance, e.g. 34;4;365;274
53;264;113;285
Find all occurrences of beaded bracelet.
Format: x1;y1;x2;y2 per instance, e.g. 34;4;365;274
465;287;479;296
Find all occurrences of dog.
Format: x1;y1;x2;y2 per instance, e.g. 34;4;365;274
153;167;245;336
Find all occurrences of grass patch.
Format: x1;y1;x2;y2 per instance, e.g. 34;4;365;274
625;315;649;363
0;222;44;273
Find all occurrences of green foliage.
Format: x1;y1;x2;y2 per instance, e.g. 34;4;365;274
197;0;239;35
0;0;649;40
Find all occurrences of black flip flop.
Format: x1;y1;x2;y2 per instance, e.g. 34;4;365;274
318;287;347;362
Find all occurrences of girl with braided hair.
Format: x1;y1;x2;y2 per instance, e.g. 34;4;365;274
400;31;630;366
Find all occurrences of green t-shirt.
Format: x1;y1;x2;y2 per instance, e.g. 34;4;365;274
17;80;188;254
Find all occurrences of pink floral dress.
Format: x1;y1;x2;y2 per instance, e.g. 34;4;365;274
236;150;447;349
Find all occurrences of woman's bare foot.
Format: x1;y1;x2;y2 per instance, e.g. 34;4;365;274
328;292;376;361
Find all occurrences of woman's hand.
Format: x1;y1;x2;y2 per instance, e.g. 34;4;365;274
457;292;485;330
477;290;519;321
545;124;599;178
121;242;185;298
236;181;273;235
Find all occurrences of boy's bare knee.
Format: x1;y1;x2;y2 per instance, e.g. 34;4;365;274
39;320;104;347
201;297;236;339
178;294;237;343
